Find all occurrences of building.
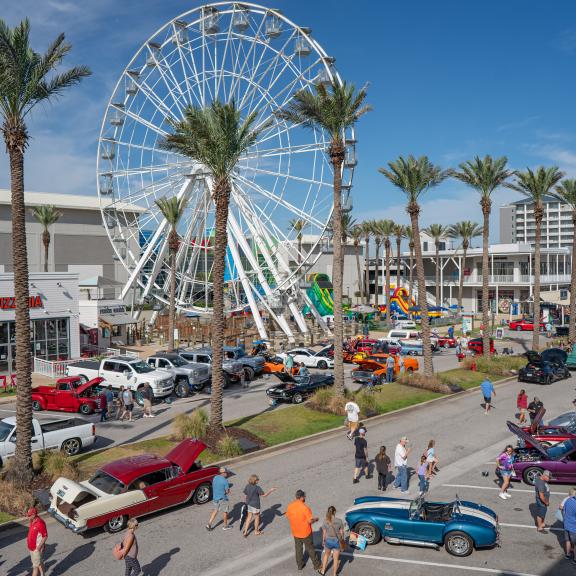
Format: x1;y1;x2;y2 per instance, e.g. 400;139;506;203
0;272;80;378
500;196;573;248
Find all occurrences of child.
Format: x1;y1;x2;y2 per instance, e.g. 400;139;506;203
418;455;429;495
374;446;391;491
425;439;439;476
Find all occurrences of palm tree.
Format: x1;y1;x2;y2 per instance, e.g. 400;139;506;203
0;19;90;482
370;220;383;308
30;205;62;272
351;225;364;302
447;221;482;312
160;100;270;436
341;213;357;245
507;167;564;349
378;219;396;322
154;196;188;353
362;221;372;305
425;224;448;307
452;156;512;357
551;179;576;343
393;223;406;290
277;79;371;397
289;218;305;265
379;156;450;377
405;227;416;299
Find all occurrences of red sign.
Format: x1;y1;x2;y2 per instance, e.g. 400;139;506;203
0;296;43;310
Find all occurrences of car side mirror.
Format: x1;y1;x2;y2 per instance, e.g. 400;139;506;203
123;370;131;377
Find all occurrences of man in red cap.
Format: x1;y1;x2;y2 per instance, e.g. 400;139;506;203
27;507;47;576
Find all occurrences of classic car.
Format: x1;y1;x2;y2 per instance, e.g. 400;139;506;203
549;411;576;429
373;340;403;355
352;354;419;381
520;409;576;448
277;348;334;369
31;376;103;415
398;340;423;356
436;336;457;349
467;338;495;355
47;439;217;534
265;371;334;404
345;495;499;557
509;318;546;332
350;369;376;384
518;348;570;385
262;356;298;375
507;421;576;485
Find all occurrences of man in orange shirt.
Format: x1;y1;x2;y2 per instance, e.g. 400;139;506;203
285;489;321;571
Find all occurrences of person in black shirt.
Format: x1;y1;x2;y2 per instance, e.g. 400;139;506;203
353;428;370;484
528;397;544;423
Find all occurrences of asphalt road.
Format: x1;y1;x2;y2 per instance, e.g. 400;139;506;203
1;337;572;576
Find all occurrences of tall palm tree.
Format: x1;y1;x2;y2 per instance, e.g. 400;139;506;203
507;167;564;349
452;156;512;356
425;224;448;307
160;100;270;436
362;221;372;305
551;179;576;343
379;156;449;377
277;79;371;397
379;219;396;322
447;221;482;312
370;220;383;308
31;205;62;272
289;218;305;265
351;225;364;302
341;213;357;245
154;196;188;353
405;226;416;299
0;19;90;482
393;223;406;290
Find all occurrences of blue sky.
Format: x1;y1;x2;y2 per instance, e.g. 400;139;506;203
1;0;576;242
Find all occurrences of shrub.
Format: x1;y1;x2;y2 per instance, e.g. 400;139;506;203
216;435;242;458
463;355;524;376
0;479;35;517
354;390;379;417
173;409;208;440
397;372;452;394
307;388;335;412
42;451;79;481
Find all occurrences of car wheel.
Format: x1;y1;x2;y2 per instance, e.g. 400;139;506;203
523;466;543;486
445;531;474;557
105;515;127;534
516;326;522;331
32;400;42;411
222;374;230;389
317;360;328;370
243;367;255;382
193;482;212;505
174;379;189;398
79;404;92;415
292;393;304;404
354;522;381;545
192;380;206;392
61;437;81;456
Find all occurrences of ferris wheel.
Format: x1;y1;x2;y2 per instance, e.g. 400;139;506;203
96;2;357;341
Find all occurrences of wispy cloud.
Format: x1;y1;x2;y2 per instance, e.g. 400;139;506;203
524;144;576;176
496;115;540;133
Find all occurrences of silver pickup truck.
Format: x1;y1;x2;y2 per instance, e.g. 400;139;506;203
146;353;211;394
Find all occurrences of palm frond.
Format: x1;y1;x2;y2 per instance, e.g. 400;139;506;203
155;196;189;228
506;166;565;202
551;179;576;209
30;205;62;228
452;155;512;199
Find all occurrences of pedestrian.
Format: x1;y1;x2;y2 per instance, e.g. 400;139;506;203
367;371;378;391
393;436;411;493
534;470;551;533
560;487;576;560
455;343;462;361
141;383;154;418
353;428;370;483
122;387;135;422
398;352;405;374
298;362;310;378
418;455;429;495
385;354;395;383
240;368;247;389
374;445;391;491
448;325;454;339
496;444;515;500
517;389;528;424
320;506;345;576
118;518;141;576
206;467;231;531
26;507;47;576
105;384;115;419
98;388;108;422
116;385;125;420
242;475;277;537
480;377;495;415
528;396;544;423
425;439;439;476
285;489;321;572
546;321;553;338
284;353;294;374
344;399;360;440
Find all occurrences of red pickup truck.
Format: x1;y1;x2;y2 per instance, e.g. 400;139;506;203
31;376;103;415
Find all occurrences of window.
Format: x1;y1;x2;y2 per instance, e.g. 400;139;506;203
158;359;170;368
196;355;211;364
111;325;122;337
102;361;121;372
89;471;125;495
130;468;169;489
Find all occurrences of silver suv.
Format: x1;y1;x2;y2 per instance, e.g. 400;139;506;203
147;353;210;395
176;348;244;389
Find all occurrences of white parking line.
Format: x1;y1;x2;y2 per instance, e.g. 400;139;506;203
443;483;567;496
500;522;563;533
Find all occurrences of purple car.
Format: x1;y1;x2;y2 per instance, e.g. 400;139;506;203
507;421;576;486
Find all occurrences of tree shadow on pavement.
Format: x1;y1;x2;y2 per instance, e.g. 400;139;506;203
49;541;96;576
229;405;278;428
142;547;180;576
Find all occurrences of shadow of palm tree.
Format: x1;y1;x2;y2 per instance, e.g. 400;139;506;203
142;547;181;576
49;542;96;576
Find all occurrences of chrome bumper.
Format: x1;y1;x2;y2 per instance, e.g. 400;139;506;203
48;507;86;534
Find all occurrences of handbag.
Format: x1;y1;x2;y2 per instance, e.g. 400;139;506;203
349;531;367;551
112;542;123;560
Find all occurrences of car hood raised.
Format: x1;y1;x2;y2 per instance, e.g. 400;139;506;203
507;421;549;457
76;377;105;396
530;407;546;433
165;439;206;473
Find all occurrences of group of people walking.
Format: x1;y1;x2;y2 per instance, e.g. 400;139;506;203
97;383;155;423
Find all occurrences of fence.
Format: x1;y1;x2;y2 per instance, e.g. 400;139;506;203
106;348;140;359
33;358;79;378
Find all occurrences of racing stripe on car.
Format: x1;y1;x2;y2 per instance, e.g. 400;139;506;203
457;506;497;527
346;500;411;513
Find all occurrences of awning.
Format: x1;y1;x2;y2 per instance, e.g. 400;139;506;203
540;290;571;307
99;312;136;326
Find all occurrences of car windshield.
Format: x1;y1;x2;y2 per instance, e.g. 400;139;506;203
547;439;576;459
130;360;154;374
89;470;126;495
170;356;188;367
0;421;14;442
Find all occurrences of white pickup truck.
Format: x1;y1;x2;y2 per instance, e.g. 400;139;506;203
0;416;96;465
66;356;174;404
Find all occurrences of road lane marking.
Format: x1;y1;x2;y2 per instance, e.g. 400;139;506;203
443;483;567;496
500;522;563;533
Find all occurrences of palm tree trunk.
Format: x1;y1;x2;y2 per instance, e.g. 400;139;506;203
364;236;370;305
409;245;414;299
354;242;362;303
209;178;231;434
385;241;391;324
8;145;33;483
481;199;491;357
167;238;176;352
374;241;380;309
330;145;345;397
409;205;433;376
570;212;576;344
533;203;543;350
458;243;467;313
435;243;440;307
396;238;402;289
43;230;50;273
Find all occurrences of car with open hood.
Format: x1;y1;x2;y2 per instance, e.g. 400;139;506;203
277;348;334;369
345;495;499;557
265;371;334;404
31;376;103;415
507;421;576;485
47;439;217;534
520;408;576;448
351;353;419;383
518;348;570;385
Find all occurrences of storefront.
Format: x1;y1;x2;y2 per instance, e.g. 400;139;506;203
0;273;80;376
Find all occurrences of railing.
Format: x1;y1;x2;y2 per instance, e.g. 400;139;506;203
519;274;571;283
106;347;140;359
33;358;78;378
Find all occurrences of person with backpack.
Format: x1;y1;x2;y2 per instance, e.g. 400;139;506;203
374;446;391;491
319;506;345;576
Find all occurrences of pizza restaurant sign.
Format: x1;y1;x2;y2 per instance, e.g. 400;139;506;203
0;296;43;310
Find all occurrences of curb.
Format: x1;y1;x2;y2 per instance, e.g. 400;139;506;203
0;395;16;405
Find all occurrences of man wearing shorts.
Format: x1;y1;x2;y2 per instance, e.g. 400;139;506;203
345;400;360;440
480;378;495;415
353;428;369;483
561;487;576;559
207;467;231;531
141;383;154;418
534;470;551;533
27;507;47;576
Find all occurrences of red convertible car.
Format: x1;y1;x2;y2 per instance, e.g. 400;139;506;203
32;376;103;415
509;319;545;332
48;439;218;533
436;336;457;348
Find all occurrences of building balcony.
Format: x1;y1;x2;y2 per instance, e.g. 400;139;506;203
424;274;571;286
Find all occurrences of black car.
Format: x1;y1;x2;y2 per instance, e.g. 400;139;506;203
518;348;570;385
265;372;334;405
351;369;377;384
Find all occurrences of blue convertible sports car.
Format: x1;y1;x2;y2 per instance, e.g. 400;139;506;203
345;496;499;557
